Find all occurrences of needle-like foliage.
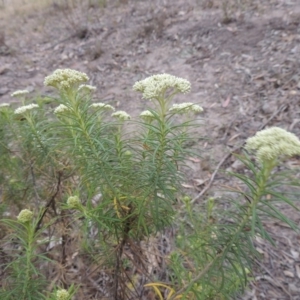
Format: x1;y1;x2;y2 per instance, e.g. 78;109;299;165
0;70;299;300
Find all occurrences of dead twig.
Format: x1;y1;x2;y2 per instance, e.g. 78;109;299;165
255;259;292;299
170;254;221;300
35;171;62;232
191;145;242;204
44;34;76;51
258;104;287;131
191;103;288;205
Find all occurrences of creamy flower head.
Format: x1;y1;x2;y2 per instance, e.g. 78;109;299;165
140;110;155;122
90;103;115;111
245;127;300;163
44;69;89;91
78;84;96;92
11;90;29;98
0;103;10;108
56;289;70;300
133;74;191;100
14;104;39;115
169;103;203;114
17;209;33;223
67;196;81;209
54;104;69;114
112;111;131;121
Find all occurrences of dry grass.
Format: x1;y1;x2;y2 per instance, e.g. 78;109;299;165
0;0;107;22
200;0;263;22
0;0;53;19
0;0;106;42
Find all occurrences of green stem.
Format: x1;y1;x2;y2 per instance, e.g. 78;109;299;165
26;116;47;154
21;223;34;299
171;160;277;299
170;208;252;299
70;101;117;196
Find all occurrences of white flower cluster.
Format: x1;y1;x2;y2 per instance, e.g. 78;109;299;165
90;103;115;111
169;103;203;114
14;104;39;115
78;84;96;92
11;90;29;98
56;289;70;300
245;127;300;163
133;74;191;100
140;110;155;122
17;209;33;223
111;111;131;121
44;69;89;91
0;103;10;108
54;104;69;114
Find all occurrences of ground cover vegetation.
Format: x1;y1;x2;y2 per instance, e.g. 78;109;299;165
0;68;300;299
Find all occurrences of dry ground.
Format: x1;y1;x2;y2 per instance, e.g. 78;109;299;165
1;0;300;299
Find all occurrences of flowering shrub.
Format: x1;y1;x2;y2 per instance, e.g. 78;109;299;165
0;69;299;300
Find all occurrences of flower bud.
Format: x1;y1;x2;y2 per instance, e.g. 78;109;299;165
56;289;70;300
67;196;81;209
17;209;33;223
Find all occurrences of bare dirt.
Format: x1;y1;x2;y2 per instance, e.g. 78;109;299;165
1;0;300;299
